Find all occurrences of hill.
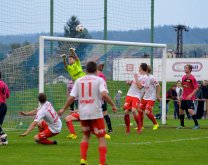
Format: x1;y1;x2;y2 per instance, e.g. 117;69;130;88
1;26;208;45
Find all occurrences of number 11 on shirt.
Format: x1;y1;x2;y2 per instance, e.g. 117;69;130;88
81;82;92;98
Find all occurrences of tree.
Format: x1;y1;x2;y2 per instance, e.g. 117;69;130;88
56;16;91;60
10;43;21;49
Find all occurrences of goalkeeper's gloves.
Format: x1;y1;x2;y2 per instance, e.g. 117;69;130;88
61;54;66;59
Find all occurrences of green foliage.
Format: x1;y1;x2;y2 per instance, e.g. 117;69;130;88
57;15;92;60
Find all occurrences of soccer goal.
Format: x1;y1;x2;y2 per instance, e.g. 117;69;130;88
39;36;167;124
1;36;167;129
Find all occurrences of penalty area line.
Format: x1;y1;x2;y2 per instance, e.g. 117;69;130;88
108;136;208;145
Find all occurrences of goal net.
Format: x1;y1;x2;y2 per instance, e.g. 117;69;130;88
1;37;167;129
39;36;167;126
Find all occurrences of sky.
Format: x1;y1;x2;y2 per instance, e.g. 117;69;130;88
0;0;207;35
155;0;208;28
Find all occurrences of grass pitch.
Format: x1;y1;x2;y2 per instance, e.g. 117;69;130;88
1;115;208;165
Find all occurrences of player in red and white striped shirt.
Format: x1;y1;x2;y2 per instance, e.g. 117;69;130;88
19;93;62;145
59;61;116;165
139;66;161;130
123;63;148;134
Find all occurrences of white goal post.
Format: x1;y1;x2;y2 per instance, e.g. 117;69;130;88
39;36;167;124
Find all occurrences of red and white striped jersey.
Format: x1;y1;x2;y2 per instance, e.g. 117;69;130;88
35;101;62;133
70;75;108;120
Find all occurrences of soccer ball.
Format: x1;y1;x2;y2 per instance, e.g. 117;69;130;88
76;24;84;32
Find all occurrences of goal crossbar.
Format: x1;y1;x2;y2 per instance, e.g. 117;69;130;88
39;36;167;124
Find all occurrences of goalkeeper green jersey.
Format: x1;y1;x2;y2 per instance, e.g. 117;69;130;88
66;60;85;81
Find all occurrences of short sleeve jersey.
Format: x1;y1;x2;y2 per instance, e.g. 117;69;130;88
34;101;62;133
127;74;148;99
66;60;86;81
70;75;108;120
97;71;106;82
143;74;159;101
181;74;198;100
0;80;10;103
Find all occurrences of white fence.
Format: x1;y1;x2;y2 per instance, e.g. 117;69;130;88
113;58;208;81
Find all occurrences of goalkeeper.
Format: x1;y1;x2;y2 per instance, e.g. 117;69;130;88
62;48;85;81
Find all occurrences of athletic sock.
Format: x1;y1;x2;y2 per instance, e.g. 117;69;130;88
179;114;185;126
0;128;4;135
104;115;112;132
99;146;107;165
38;139;55;145
66;121;75;134
146;112;157;125
124;114;130;132
192;115;199;126
133;113;140;129
80;142;89;160
139;111;144;128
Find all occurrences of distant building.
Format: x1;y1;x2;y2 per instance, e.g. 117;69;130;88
49;75;70;84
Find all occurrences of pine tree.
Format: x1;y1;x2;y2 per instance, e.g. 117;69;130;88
57;16;91;60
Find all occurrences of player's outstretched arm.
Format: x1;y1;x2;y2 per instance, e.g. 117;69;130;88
156;85;161;102
58;96;75;116
19;109;38;116
61;54;68;68
19;121;38;137
70;48;79;61
101;91;117;112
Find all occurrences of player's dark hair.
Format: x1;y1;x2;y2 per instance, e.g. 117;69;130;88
38;93;47;103
86;61;97;73
147;65;151;74
97;64;104;71
177;80;181;84
0;71;1;79
140;63;148;72
186;64;192;72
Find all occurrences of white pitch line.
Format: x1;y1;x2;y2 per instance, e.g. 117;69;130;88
108;136;208;145
7;136;208;146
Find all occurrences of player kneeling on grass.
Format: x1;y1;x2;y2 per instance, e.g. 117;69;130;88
58;61;117;165
19;93;62;145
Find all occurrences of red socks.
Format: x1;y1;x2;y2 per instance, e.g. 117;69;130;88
38;139;55;145
99;146;107;165
124;114;130;132
133;114;140;129
139;111;144;128
66;121;75;134
146;112;157;125
80;142;89;160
